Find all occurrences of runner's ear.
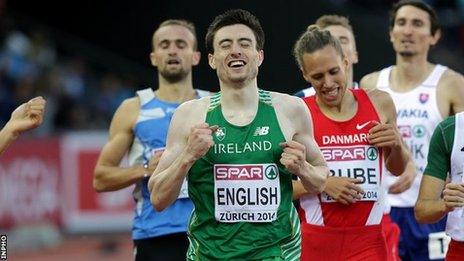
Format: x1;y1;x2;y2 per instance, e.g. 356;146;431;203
208;53;216;69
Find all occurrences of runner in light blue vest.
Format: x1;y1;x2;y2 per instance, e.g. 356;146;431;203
93;19;210;261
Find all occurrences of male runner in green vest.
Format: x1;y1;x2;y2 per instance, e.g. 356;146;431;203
148;9;328;260
415;111;464;260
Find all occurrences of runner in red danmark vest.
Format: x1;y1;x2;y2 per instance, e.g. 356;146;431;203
292;26;411;260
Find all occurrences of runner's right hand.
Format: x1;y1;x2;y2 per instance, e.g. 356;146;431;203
6;96;46;137
443;183;464;212
185;123;218;161
388;162;416;194
324;176;364;205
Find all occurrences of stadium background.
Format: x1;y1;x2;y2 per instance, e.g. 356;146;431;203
1;0;463;260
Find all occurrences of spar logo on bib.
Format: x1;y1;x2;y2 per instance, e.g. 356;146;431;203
215;164;279;180
215;165;264;180
322;146;374;162
321;146;379;162
265;165;278;180
366;147;378;161
413;125;426;138
322;146;365;162
214;163;281;223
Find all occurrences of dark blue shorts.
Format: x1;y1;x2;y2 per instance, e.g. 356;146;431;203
390;207;447;261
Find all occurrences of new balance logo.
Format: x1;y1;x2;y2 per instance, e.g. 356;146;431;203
254;126;269;136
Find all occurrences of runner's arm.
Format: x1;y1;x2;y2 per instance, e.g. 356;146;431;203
415;175;448;223
93;98;149;192
415;120;460;223
148;101;210;211
293;180;307;200
388;159;417;194
360;72;379;91
442;70;464;114
289;99;328;194
370;91;410;176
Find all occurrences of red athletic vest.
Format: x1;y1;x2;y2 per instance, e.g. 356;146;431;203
300;89;385;227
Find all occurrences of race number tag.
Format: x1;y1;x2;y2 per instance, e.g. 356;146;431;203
428;231;450;259
214;163;281;223
178;179;189;199
320;145;381;202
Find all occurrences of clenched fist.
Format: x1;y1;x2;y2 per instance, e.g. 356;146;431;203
185;123;218;161
280;141;307;177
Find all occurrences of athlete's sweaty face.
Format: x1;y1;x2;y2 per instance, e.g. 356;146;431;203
390;5;439;57
301;45;349;107
208;24;263;87
150;25;200;83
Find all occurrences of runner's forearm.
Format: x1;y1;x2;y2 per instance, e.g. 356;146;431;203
93;165;147;192
297;162;327;194
415;199;448;223
293;180;309;200
0;126;17;155
385;144;410;176
149;150;195;211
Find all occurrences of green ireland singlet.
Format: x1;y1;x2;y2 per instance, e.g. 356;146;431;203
186;90;300;260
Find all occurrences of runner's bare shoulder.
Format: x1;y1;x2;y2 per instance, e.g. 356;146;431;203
173;96;210;126
438;68;464;92
269;91;310;140
367;88;396;123
360;71;381;91
269;91;307;115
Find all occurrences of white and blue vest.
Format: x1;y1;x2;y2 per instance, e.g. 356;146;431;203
129;88;210;240
377;65;446;208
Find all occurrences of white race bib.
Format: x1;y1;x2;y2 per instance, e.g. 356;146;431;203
428;231;450;260
321;145;381;202
214;163;281;223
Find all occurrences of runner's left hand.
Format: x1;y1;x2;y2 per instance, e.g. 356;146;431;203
280;141;307;177
367;121;402;149
443;183;464;212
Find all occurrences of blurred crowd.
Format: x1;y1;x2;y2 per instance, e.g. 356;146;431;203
0;18;140;135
